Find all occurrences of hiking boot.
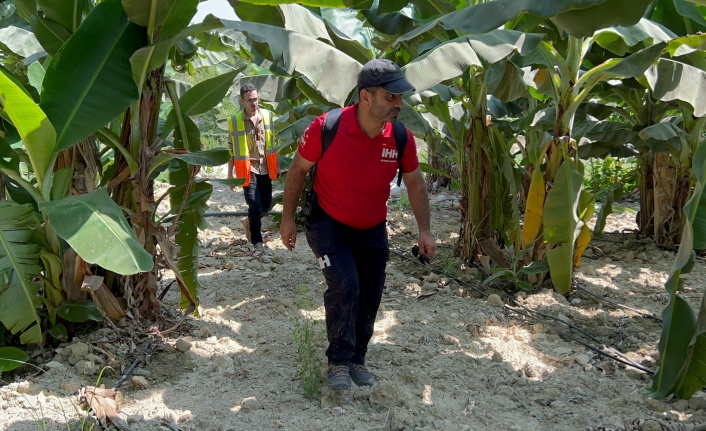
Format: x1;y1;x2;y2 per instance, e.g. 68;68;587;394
252;243;271;263
327;364;351;390
240;217;251;243
349;363;375;386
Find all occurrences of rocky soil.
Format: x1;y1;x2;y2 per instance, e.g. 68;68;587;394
2;168;706;431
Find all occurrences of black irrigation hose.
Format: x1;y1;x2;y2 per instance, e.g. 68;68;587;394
162;211;282;223
389;246;655;375
575;284;662;322
112;336;154;390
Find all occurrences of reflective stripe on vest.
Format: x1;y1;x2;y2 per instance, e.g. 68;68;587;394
229;109;278;186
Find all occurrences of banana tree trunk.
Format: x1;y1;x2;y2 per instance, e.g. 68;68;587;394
110;67;165;317
459;74;491;261
637;152;655;235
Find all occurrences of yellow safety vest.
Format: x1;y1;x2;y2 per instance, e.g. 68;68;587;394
228;109;277;187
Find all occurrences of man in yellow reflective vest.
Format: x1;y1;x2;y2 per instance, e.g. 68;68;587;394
227;84;279;252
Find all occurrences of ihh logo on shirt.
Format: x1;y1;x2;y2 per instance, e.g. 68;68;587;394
381;148;398;162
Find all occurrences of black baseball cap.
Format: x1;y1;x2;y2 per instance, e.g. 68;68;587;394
357;59;415;94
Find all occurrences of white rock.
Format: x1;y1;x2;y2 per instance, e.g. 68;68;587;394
44;360;67;370
487;294;504;308
240;396;261;413
131;376;149;389
126;415;144;423
575;354;591;366
175;338;192;352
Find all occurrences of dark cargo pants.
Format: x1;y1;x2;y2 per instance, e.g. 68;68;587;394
305;203;388;366
243;172;272;245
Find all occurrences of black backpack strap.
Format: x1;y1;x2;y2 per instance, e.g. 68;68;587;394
392;121;408;187
310;107;342;183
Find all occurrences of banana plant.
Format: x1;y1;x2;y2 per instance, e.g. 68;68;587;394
0;0;241;344
650;140;706;400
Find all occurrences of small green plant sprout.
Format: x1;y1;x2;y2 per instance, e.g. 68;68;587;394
391;190;411;212
292;284;326;399
482;246;549;291
440;254;458;277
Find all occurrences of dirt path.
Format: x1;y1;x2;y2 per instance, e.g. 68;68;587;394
2;171;706;431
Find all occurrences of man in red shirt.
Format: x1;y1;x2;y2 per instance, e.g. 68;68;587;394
280;59;436;390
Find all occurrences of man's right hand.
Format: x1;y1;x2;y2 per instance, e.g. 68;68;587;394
280;218;297;250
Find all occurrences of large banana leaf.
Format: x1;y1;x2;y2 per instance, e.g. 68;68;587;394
37;0;84;33
216;16;360;106
229;0;369;8
403;30;545;93
592;18;676;56
0;202;42;345
280;4;332;44
39;188;153;275
40;0;145;152
553;0;653;38
29;15;71;56
543;160;583;294
321;8;373;64
645;59;706;117
395;0;639;45
543;160;583;243
122;0;198;42
0;66;55;197
650;141;706;399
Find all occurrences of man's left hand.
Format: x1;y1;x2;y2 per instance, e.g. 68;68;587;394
417;231;436;260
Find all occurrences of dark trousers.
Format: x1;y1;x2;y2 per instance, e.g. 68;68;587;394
305;204;388;366
243;172;272;245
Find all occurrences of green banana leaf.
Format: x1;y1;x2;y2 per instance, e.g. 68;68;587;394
168;170;213;313
39;188;153;275
546;243;575;295
666;33;706;57
543;160;584;294
232;0;371;9
0;66;56;196
280;4;333;44
148;148;231;180
395;0;628;45
0;347;29;373
13;0;36;21
27;62;45;95
122;0;198;42
553;0;653;38
215;16;361;106
592;18;675;56
56;300;102;323
40;0;145;152
29;15;71;56
0;202;42;345
543;160;583;243
321;8;373;64
37;0;84;33
403;30;545;93
161;69;240;138
651;0;706;37
645;59;706;117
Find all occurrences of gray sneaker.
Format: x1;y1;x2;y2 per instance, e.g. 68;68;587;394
240;217;251;243
349;363;375;386
327;364;351;390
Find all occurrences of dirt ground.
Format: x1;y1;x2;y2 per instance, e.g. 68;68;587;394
2;167;706;431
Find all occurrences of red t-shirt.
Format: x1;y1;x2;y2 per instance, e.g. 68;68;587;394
298;104;419;229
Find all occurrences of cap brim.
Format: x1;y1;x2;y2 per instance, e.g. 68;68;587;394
380;78;415;95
